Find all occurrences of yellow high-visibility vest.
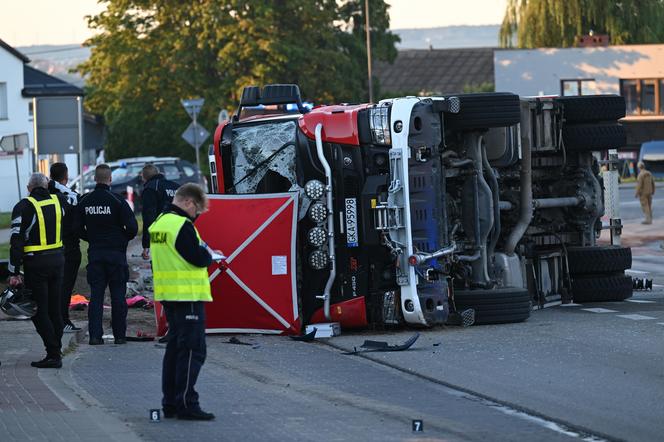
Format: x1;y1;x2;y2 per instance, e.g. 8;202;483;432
149;212;212;302
24;195;63;253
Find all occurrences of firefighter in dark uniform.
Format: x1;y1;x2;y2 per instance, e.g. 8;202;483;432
140;164;179;260
48;162;81;333
9;173;66;368
150;183;215;420
78;164;138;345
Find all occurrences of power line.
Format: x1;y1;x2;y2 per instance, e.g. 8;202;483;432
21;45;90;56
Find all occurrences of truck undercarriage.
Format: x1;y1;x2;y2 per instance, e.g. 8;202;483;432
208;84;631;332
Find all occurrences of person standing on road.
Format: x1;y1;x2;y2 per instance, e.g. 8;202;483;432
149;184;215;420
79;164;138;345
635;161;656;224
8;173;66;368
48;163;81;333
140;164;179;261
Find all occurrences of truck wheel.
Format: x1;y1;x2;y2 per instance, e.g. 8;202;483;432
444;93;521;131
453;287;531;325
562;123;626;151
566;246;632;275
555;95;626;123
571;273;633;302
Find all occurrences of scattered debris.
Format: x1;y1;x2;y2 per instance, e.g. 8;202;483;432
306;322;340;338
227;336;252;346
343;333;420;355
633;278;653;291
69;294;89;311
290;327;317;342
446;308;475;327
126;329;155;342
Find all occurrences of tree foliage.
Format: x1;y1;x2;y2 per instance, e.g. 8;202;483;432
79;0;399;160
500;0;664;48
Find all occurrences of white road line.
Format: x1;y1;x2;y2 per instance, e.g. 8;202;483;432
582;308;618;313
616;314;656;321
560;303;583;307
626;270;650;275
626;299;656;304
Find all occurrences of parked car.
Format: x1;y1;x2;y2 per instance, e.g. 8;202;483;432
638;140;664;178
70;156;206;211
110;157;206;212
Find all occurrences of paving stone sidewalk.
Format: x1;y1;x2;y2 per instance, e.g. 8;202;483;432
0;317;141;441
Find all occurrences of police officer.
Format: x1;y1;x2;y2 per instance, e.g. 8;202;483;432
140;164;179;260
48;162;81;332
150;183;215;420
9;173;66;368
79;164;138;345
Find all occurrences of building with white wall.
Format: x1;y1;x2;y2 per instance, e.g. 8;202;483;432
0;39;34;211
495;44;664;151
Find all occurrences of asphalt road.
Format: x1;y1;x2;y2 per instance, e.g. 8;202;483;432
70;333;583;442
331;289;664;442
65;289;664;442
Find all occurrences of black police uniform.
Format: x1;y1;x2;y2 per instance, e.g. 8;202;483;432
9;187;66;360
157;204;213;420
142;173;179;251
78;183;138;343
48;180;80;328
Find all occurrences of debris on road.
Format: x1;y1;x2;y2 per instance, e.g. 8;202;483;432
343;332;420;355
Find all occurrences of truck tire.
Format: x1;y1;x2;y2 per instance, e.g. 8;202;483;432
566;246;632;275
562;123;626;151
444;93;521;131
555;95;626;123
453;287;531;325
571;273;633;302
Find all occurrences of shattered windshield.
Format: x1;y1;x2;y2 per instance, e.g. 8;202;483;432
231;120;298;194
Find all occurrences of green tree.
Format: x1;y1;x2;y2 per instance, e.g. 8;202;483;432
79;0;398;161
500;0;664;48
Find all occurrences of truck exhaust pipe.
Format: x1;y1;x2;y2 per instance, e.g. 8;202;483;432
505;122;532;256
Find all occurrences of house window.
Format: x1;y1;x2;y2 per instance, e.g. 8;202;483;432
621;79;664;116
0;83;8;119
561;79;596;96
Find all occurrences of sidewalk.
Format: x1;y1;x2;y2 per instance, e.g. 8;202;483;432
0;317;141;441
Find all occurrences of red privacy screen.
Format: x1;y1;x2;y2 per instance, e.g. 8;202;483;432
154;193;300;335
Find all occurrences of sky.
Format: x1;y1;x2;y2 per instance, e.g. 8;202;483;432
2;0;508;47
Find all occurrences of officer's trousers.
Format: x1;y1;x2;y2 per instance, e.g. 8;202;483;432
61;248;81;324
24;252;65;357
161;301;207;412
87;249;129;340
640;194;653;223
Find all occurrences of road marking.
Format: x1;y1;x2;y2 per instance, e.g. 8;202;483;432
560;303;583;307
626;270;650;275
658;323;664;326
616;314;656;321
625;299;656;304
582;308;618;313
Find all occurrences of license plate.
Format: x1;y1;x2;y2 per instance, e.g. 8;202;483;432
345;198;358;247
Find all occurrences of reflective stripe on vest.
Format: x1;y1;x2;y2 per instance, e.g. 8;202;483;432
149;212;212;302
24;195;63;253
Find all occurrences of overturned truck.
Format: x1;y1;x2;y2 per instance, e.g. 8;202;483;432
207;84;631;330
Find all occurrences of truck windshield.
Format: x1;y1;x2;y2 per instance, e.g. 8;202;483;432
231;120;298;194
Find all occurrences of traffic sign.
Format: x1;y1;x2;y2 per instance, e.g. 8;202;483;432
181;122;210;150
181;98;205;119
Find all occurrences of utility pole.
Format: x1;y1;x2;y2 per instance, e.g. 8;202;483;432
365;0;373;103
